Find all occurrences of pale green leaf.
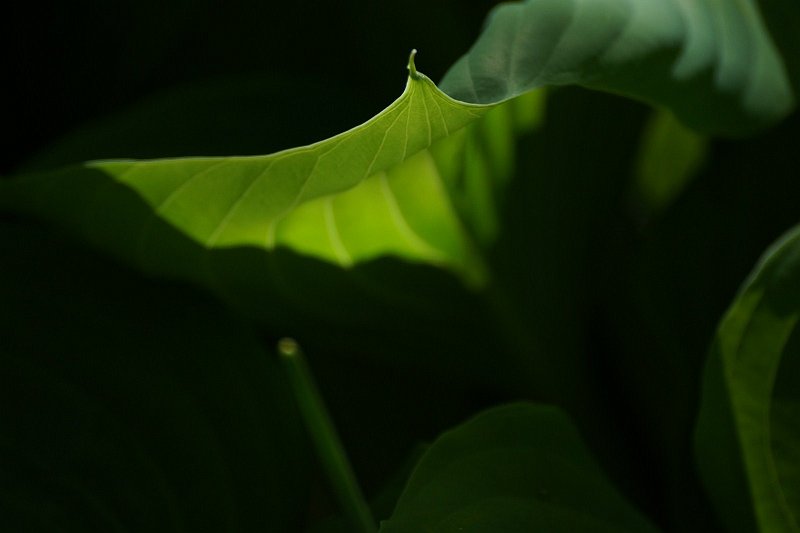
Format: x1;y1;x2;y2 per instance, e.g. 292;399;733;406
695;225;800;532
0;72;496;287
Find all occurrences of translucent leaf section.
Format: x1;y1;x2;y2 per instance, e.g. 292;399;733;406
695;226;800;532
117;74;484;249
1;74;491;286
1;0;793;295
269;150;486;285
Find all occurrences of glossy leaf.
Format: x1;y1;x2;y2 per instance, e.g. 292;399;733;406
695;225;800;532
379;403;658;532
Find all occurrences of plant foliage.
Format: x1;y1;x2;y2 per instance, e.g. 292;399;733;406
1;0;798;531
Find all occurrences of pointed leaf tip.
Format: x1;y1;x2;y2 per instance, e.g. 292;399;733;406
407;49;419;80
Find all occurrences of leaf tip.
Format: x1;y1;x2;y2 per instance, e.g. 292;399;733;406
407;49;420;80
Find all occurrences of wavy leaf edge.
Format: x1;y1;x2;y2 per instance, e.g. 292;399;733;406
1;0;793;289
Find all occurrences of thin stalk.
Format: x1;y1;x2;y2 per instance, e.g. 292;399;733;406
277;338;376;533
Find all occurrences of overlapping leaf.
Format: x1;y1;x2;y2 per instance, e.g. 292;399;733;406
0;0;792;298
441;0;793;135
695;225;800;532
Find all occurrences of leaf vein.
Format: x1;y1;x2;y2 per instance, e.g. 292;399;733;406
379;172;446;261
323;198;353;266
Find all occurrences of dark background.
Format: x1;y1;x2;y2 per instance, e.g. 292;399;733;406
2;0;488;173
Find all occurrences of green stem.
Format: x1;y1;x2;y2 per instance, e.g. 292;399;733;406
277;338;376;533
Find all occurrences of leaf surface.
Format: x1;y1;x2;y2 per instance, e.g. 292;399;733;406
0;0;792;295
695;225;800;532
440;0;793;134
379;403;658;532
0;72;495;287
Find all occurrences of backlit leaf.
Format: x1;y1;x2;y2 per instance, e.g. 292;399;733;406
0;0;791;301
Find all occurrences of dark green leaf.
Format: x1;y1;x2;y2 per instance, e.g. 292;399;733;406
441;0;793;135
695;225;800;532
380;403;658;532
0;222;311;531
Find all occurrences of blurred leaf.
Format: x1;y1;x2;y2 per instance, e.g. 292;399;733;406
441;0;793;135
758;0;800;96
429;90;546;246
0;221;310;531
478;87;659;504
695;225;800;532
379;403;659;532
632;109;707;217
591;106;800;529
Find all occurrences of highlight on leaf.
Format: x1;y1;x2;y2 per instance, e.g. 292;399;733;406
0;0;793;298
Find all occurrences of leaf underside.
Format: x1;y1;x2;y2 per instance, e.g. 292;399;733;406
0;0;792;298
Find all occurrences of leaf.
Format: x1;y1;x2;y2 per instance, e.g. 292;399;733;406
593;109;800;527
379;403;658;532
428;90;545;246
0;0;792;298
0;70;495;287
0;221;311;531
631;109;707;217
440;0;793;135
695;225;800;532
